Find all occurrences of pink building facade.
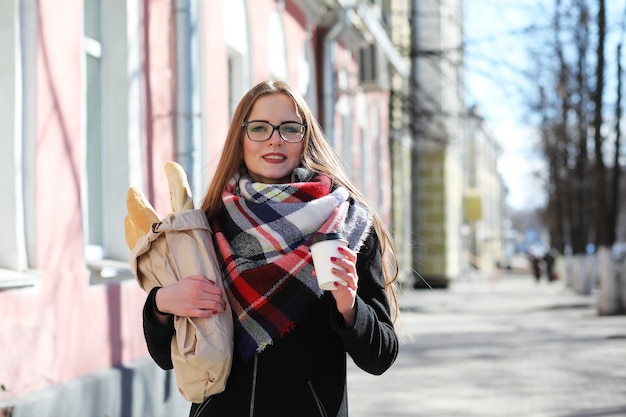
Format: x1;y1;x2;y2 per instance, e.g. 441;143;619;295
0;0;406;414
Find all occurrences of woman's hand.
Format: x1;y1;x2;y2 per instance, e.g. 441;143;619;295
154;275;226;320
328;246;358;327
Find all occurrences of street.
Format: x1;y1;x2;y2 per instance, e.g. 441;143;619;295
347;271;626;417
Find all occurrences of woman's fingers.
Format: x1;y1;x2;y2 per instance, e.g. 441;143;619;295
157;275;226;317
187;275;226;312
328;246;358;326
331;246;358;289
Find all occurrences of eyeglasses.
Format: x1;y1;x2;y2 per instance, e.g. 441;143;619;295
242;120;307;143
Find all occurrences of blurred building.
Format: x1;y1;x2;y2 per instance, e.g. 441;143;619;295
463;106;505;272
0;0;406;414
404;0;505;287
411;0;465;288
385;0;414;284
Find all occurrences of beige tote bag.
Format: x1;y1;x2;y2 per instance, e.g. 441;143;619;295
130;209;233;403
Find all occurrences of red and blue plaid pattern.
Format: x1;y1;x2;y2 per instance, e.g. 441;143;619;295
213;172;371;361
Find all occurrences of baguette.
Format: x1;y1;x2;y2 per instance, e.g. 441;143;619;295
124;215;144;250
124;187;159;249
164;161;194;212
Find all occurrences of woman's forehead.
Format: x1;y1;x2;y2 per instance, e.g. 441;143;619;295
249;94;302;120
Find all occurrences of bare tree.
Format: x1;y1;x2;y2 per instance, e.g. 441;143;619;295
528;0;621;255
593;0;608;248
609;43;623;244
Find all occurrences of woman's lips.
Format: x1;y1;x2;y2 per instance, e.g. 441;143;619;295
262;153;287;163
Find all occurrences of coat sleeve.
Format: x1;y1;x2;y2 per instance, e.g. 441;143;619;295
330;231;399;375
143;286;175;370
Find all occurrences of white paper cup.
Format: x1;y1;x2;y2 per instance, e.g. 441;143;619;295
310;233;348;291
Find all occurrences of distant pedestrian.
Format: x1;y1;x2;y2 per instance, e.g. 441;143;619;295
530;254;541;282
543;250;556;282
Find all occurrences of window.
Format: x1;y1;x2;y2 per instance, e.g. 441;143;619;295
268;10;288;82
0;0;39;288
341;112;353;176
372;104;382;208
83;0;104;257
299;41;317;119
83;0;141;281
224;0;251;118
358;43;379;85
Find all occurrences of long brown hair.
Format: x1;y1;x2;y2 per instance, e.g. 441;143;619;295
200;80;400;320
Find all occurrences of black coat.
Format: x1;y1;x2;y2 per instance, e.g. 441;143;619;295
143;231;398;417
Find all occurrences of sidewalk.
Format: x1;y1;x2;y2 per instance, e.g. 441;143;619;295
347;271;626;417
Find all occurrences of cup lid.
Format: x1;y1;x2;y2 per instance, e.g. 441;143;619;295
310;232;347;246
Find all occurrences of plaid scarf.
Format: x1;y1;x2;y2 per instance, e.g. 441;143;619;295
212;169;372;361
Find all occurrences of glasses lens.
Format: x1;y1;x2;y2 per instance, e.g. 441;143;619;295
246;121;272;142
244;121;305;142
279;123;305;142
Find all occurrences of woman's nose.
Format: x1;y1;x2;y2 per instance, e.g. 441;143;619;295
268;127;283;144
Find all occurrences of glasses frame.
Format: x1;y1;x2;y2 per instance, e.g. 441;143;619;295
242;120;307;143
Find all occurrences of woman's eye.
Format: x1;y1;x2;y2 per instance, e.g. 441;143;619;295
282;124;300;133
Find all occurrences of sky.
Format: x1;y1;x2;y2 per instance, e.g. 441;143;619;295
464;0;625;210
464;0;550;211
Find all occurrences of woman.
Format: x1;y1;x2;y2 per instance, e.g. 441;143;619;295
143;80;400;417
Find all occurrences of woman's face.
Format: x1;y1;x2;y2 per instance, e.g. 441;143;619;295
242;93;305;184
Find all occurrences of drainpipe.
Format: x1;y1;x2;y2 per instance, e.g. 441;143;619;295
323;9;349;146
174;0;199;196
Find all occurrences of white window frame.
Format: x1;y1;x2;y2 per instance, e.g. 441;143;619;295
82;0;142;282
0;0;39;288
224;0;251;118
300;41;317;118
268;9;288;82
